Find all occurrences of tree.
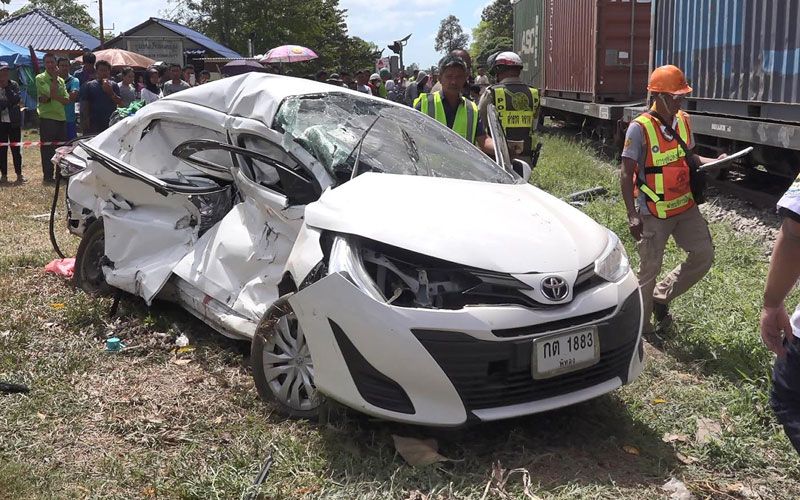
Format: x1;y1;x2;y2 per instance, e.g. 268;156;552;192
481;0;513;40
434;15;469;55
12;0;97;35
175;0;378;73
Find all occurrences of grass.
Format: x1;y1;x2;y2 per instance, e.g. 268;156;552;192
0;130;798;499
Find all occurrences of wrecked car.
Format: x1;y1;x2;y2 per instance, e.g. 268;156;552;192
56;74;644;426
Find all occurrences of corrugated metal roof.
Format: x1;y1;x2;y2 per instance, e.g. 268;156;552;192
0;8;100;52
151;18;242;59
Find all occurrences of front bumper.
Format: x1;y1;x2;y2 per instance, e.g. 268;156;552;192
289;270;643;426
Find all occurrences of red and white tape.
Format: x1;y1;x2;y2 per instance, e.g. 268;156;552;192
0;141;71;147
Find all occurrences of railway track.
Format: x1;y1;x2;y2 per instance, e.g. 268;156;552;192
544;122;786;211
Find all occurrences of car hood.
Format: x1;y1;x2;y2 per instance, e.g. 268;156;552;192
304;173;610;274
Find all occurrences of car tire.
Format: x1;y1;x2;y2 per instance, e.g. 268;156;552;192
251;298;324;419
73;218;112;296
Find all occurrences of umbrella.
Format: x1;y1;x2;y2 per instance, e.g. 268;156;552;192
260;45;318;64
0;39;45;68
221;59;268;76
76;48;155;70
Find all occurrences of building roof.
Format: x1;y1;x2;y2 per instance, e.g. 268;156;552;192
0;8;100;52
109;18;242;59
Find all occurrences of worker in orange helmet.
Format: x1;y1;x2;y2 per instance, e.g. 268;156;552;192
619;65;726;344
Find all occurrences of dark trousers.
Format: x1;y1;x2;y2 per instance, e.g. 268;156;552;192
0;122;21;177
39;118;66;181
771;335;800;454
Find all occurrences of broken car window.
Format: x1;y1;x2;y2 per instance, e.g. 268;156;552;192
274;93;517;185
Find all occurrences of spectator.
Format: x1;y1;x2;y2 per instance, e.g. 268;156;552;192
118;66;136;107
368;73;381;96
340;71;356;90
182;65;195;86
410;69;419;83
73;50;96;87
355;71;372;95
135;73;145;93
404;70;427;106
469;84;481;102
0;62;23;183
141;67;162;104
197;70;211;85
316;70;328;82
326;73;345;87
36;53;69;184
74;51;96;135
377;68;391;98
475;65;490;93
81;60;123;134
162;64;190;96
57;57;80;140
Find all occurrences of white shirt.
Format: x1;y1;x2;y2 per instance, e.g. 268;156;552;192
141;88;162;104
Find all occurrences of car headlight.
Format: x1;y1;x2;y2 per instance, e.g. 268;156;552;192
594;230;630;282
328;235;386;302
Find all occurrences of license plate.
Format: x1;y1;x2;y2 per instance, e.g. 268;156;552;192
532;327;600;379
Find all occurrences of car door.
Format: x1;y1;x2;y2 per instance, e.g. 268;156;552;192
171;134;320;322
71;140;230;302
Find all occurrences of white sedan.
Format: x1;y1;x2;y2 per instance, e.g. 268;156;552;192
56;74;644;426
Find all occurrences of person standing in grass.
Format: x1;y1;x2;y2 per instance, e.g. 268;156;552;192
619;65;724;339
0;62;23;184
36;53;69;184
760;176;800;455
58;57;80;140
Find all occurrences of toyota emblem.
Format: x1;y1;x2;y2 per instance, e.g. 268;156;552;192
541;276;569;301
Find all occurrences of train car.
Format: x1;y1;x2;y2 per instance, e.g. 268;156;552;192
622;0;800;184
513;0;651;143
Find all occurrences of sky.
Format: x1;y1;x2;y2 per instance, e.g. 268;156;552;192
6;0;492;69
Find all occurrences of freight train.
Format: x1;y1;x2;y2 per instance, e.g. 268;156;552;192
513;0;800;188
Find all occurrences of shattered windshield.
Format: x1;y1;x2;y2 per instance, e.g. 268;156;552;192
273;93;517;185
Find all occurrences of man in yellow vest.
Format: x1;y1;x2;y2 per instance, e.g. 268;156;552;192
478;51;540;162
414;55;494;155
620;65;725;340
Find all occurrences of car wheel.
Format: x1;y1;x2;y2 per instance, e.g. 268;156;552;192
252;301;324;419
73;219;112;295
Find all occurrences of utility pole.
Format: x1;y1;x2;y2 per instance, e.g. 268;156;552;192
98;0;105;48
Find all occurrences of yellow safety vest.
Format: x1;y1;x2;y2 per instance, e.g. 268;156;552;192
493;86;539;133
415;91;479;144
633;111;694;219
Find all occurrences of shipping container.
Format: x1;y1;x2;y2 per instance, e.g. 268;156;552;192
544;0;651;102
513;0;545;89
653;0;800;122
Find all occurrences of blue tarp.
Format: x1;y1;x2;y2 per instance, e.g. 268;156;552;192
0;39;45;68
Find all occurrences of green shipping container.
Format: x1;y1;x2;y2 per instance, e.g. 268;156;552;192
512;0;544;89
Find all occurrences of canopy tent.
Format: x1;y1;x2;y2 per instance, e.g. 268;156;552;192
0;39;44;68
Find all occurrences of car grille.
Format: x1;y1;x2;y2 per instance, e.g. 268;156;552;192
412;291;641;411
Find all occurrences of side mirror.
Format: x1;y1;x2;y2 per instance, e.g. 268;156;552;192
512;158;532;183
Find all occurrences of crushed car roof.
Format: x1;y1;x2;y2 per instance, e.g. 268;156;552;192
161;73;394;126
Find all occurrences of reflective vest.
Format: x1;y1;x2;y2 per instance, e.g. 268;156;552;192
633;111;694;219
414;91;479;144
492;84;540;155
378;82;388;98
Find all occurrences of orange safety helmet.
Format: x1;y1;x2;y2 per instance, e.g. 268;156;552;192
647;65;692;94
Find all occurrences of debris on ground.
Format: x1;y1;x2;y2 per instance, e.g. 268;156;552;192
44;257;75;278
0;381;30;394
481;461;542;500
695;417;723;445
662;432;689;443
568;186;608;202
391;435;450;467
662;477;694;500
105;337;125;352
175;332;190;347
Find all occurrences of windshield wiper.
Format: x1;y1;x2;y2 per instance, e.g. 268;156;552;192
348;113;382;180
400;128;423;176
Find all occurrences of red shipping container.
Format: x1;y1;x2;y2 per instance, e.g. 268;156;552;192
544;0;651;103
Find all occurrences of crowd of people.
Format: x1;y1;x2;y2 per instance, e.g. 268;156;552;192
12;51;211;185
